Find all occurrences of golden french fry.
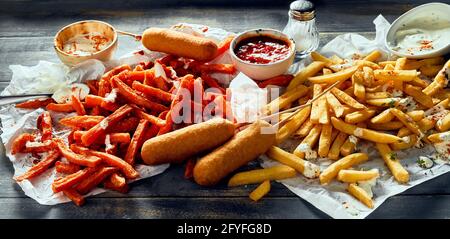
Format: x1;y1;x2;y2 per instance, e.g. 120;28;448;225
308;66;359;84
297;95;310;106
370;108;394;124
378;61;397;67
310;84;322;124
436;112;450;132
331;117;403;143
249;180;271;202
345;109;376;124
352;71;366;101
390;108;422;136
376;143;409;183
397;127;411;137
366;92;392;99
354;60;381;70
328;132;348;160
331;87;366;109
368;121;404;131
293;124;322;158
403;57;445;70
318;124;333;157
264;84;309;114
391;134;418;150
340;135;358;156
406;110;425;121
342;105;357;116
228;165;297;187
428;131;450;143
287;61;326;90
310;52;334;66
323;68;333;75
422;60;450;96
362;66;374;87
348;183;374;208
326;93;345;117
420;64;444;77
343;86;355;97
366;98;401;107
373;70;418;82
404;84;434;108
266;146;320;178
363;50;382;62
365;84;385;92
318;96;329;124
294;119;314;138
276;106;311;144
410;77;429;88
393;58;407;91
319;153;369;185
337;169;379;183
383;64;395;70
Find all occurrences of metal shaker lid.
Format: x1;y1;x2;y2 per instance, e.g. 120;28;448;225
289;0;315;21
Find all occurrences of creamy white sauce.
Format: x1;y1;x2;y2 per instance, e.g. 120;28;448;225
391;15;450;55
392;89;403;97
297;143;317;160
398;96;417;112
105;134;113;151
348;135;358;145
439;132;450;141
418;156;434;169
63;32;112;56
100;119;109;129
357;176;377;198
302;161;320;179
402;136;411;144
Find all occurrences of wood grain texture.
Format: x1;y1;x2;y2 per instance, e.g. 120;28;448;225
1;195;450;219
0;0;449;219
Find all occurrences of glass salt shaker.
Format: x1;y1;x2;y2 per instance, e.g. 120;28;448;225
282;0;320;58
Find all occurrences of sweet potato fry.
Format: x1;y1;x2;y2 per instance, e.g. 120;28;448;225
16;98;55;109
71;94;86;116
70;145;139;179
257;75;294;88
107;116;140;133
85;95;120;111
81;104;133;146
55;139;102;167
157;110;173;135
124;119;149;165
23;140;56;153
112;77;168;113
11;133;35;155
15;149;60;182
133;107;166;127
46;103;75;112
75;166;118;195
63;188;85;206
59;115;105;129
198;64;235;74
201;73;226;94
184;158;196;179
73;131;131;144
103;176;129;194
37;111;52;142
55;161;81;174
52;166;98;192
132;81;173;103
216;35;234;57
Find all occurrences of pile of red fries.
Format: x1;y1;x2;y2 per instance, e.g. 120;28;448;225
12;45;238;205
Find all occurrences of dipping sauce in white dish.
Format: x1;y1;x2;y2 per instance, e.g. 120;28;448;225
62;32;112;56
391;15;450;56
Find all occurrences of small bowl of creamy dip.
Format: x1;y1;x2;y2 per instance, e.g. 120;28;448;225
385;2;450;59
54;20;118;66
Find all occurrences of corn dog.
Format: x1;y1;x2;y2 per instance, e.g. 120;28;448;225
193;120;276;186
141;118;235;165
141;27;218;61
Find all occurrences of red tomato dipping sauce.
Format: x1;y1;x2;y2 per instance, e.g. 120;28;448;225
234;36;290;64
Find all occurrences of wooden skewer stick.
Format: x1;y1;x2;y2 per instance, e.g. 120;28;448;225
116;30;141;39
271;80;341;128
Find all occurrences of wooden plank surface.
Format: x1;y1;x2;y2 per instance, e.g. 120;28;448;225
0;0;449;219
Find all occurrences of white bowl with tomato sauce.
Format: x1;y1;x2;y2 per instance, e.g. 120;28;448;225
229;29;296;80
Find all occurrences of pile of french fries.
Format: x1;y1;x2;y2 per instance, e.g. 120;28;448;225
11;36;238;206
229;51;450;206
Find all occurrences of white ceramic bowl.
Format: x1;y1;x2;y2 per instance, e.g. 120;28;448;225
229;29;296;80
385;2;450;59
54;20;118;66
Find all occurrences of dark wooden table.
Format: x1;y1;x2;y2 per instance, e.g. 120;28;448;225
1;0;449;219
